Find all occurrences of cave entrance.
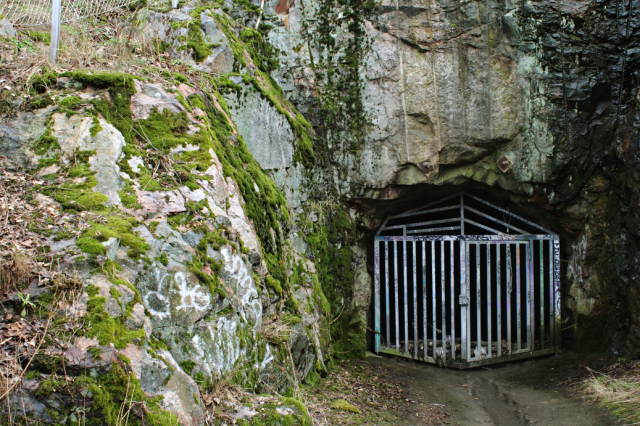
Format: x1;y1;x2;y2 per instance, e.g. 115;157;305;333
373;192;560;368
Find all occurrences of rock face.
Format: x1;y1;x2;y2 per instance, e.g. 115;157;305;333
260;0;640;355
1;0;640;422
225;85;296;170
0;69;328;423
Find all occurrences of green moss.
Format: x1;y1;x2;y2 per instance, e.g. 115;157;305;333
265;276;283;297
85;284;100;298
281;312;302;326
29;70;58;94
161;70;189;84
118;179;140;209
245;398;313;426
40;161;108;211
76;215;149;259
85;293;145;349
89;363;179;425
184;19;217;63
179;360;196;375
33;132;60;156
307;206;364;359
157;252;169;266
148;221;159;233
332;399;360;413
26;93;54;110
311;0;373;154
134;109;193;152
90;116;103;137
34;376;61;399
109;287;122;299
149;335;169;352
35;153;61;171
24;30;51;45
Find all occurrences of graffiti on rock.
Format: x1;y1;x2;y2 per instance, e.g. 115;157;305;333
192;317;243;377
143;268;211;319
221;247;262;328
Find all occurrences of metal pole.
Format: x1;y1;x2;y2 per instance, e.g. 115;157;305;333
172;0;179;8
554;238;561;351
413;241;418;359
385;242;390;348
50;0;61;64
374;241;380;353
423;241;427;360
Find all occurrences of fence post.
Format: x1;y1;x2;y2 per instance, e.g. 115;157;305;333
49;0;61;63
172;0;178;8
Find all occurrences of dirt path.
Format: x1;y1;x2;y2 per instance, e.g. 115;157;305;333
369;353;615;425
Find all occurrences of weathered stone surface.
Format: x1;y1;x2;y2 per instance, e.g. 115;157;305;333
51;113;125;206
225;86;296;170
130;81;188;121
0;107;52;168
0;19;16;38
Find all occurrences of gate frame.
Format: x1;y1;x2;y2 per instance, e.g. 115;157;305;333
373;193;561;369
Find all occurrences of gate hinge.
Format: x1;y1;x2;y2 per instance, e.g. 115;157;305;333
459;295;470;305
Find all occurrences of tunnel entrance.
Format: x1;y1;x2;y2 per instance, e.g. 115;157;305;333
373;192;560;368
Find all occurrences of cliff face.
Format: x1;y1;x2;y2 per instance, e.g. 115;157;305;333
0;0;639;422
263;0;640;355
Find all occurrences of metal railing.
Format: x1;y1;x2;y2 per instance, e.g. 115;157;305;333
0;0;178;62
0;0;140;26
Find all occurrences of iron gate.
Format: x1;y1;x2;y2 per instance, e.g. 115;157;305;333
373;193;560;368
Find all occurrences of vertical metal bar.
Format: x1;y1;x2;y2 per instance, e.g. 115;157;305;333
375;241;380;353
460;240;468;362
460;194;465;235
432;241;436;359
403;241;408;354
526;241;532;351
516;244;522;351
507;244;512;354
487;244;492;357
476;244;481;358
423;241;427;360
549;240;554;346
50;0;61;64
465;241;471;361
395;241;399;349
530;241;535;351
172;0;179;8
450;240;455;360
554;238;561;351
385;242;390;348
540;241;545;349
441;241;447;357
413;241;418;359
497;244;502;356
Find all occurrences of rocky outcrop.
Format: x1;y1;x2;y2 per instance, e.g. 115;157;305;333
2;0;640;422
0;67;328;423
258;0;640;355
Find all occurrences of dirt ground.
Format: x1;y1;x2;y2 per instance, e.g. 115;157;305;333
309;352;617;425
368;352;616;426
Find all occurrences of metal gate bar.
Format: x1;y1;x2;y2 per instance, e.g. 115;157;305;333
373;193;561;368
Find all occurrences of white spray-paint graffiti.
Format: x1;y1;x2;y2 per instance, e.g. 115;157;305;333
143;268;211;319
221;247;262;328
192;317;243;376
143;248;269;377
174;271;210;312
143;267;172;319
